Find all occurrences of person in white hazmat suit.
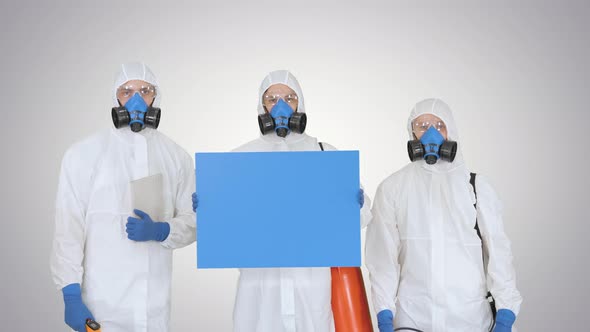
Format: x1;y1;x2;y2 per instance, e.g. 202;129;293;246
192;70;372;332
50;62;196;332
366;98;522;332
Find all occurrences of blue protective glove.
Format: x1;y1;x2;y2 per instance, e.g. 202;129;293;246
377;309;394;332
358;188;365;208
62;283;94;332
493;309;516;332
126;209;170;242
192;192;198;212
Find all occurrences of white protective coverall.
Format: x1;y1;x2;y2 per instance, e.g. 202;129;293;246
50;63;196;332
365;98;522;332
232;70;372;332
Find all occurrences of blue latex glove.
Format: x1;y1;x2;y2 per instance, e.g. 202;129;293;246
358;188;365;208
493;309;516;332
377;309;394;332
192;192;198;212
126;209;170;242
62;283;94;332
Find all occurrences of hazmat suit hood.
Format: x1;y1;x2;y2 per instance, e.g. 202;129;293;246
112;62;161;138
256;70;308;143
407;98;465;172
113;62;161;107
257;69;306;115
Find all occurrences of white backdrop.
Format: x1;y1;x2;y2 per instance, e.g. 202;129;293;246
1;0;589;331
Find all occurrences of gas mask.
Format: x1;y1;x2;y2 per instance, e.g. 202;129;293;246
112;93;161;132
408;126;457;164
258;99;307;138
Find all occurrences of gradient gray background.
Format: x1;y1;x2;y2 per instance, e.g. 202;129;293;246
1;0;588;331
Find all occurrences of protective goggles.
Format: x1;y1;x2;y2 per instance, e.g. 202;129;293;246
411;119;447;134
116;83;157;101
262;93;299;109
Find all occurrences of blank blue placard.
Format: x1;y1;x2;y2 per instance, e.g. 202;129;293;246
195;151;360;268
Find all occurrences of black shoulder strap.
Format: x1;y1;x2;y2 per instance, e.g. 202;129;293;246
470;172;482;240
319;142;324;151
470;172;497;322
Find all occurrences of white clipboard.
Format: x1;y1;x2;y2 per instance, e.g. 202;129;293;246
130;173;164;221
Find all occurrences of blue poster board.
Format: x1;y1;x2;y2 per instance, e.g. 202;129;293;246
195;151;360;268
